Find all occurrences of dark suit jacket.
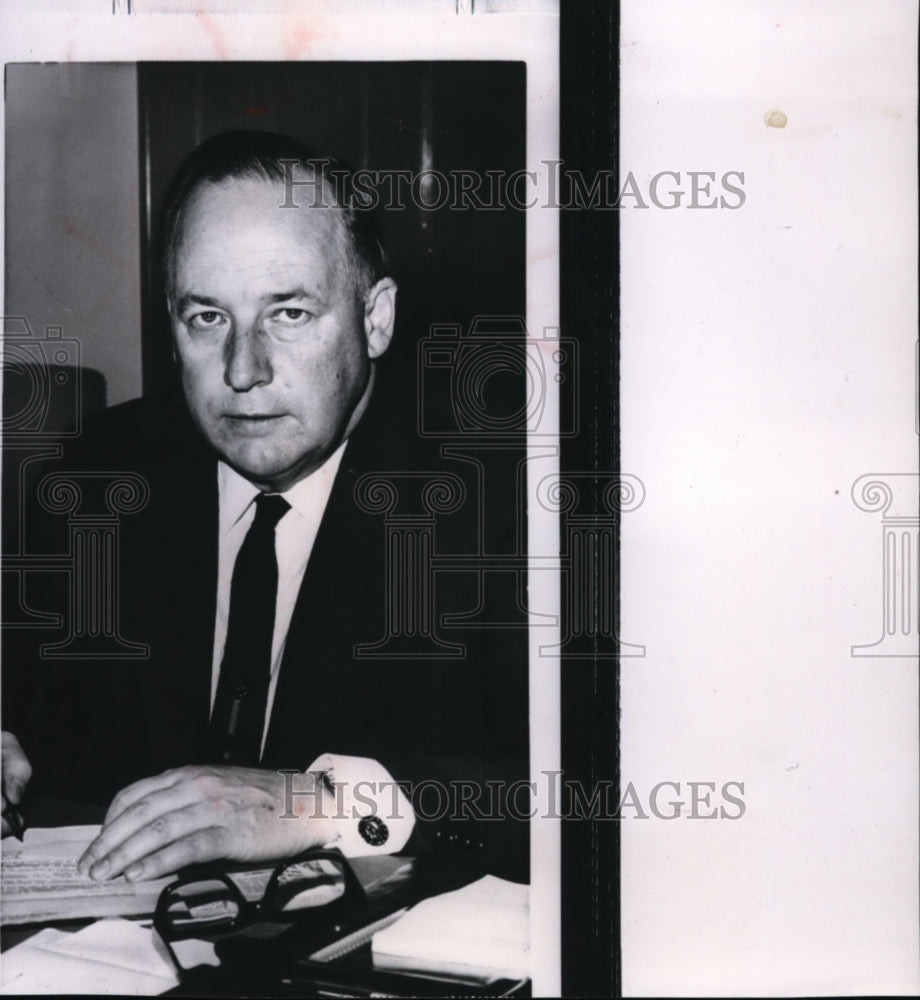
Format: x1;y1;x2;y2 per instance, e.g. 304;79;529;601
2;385;529;881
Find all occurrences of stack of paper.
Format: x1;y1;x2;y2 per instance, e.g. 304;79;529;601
371;875;529;981
1;826;172;925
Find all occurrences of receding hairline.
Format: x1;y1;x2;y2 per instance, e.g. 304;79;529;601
165;169;374;304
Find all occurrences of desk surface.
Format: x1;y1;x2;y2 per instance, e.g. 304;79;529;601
1;799;530;996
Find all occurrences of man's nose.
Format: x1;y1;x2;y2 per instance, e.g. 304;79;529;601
223;326;273;391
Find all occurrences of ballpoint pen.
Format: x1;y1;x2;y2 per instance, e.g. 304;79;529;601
2;798;26;841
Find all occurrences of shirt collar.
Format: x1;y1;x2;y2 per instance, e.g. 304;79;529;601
218;440;349;536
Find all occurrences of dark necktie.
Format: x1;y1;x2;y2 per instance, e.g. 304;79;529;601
210;492;290;765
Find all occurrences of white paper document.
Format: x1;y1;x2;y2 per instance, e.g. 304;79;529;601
372;875;529;981
0;918;179;995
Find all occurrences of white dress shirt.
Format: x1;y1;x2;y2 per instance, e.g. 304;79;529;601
210;443;347;736
210;445;414;856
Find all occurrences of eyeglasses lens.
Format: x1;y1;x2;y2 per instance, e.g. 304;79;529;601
269;857;347;913
163;878;242;932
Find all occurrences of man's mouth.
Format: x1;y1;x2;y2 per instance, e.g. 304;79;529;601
223;413;286;435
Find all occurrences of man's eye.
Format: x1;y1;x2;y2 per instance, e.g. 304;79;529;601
273;308;310;324
188;311;226;330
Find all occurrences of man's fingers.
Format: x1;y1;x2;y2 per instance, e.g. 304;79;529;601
89;802;222;881
122;827;229;882
1;732;32;804
79;783;202;877
102;768;187;826
77;765;309;881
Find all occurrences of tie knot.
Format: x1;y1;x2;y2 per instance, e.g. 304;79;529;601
252;492;289;532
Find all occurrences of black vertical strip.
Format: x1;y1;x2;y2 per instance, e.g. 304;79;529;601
136;65;153;396
136;64;150;393
560;2;621;997
136;65;171;399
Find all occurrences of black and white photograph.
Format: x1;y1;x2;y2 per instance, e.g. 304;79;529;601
1;1;918;997
1;49;546;996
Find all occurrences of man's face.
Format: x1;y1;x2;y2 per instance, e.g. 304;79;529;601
170;176;395;490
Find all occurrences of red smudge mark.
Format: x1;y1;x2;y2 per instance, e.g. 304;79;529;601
244;107;269;116
282;16;322;60
198;11;229;60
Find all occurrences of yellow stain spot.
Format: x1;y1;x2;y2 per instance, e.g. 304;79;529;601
764;109;788;128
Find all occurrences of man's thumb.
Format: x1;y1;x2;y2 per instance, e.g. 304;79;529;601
5;777;25;805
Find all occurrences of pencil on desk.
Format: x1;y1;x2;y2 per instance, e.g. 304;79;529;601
309;906;410;962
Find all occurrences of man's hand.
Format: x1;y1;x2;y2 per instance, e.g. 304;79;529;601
76;765;336;882
1;732;32;836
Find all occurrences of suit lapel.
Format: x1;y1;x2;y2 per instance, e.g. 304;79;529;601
262;406;388;767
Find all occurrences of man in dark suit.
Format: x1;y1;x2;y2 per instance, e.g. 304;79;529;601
1;132;528;883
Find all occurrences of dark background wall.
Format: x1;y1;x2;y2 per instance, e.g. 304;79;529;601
137;62;526;404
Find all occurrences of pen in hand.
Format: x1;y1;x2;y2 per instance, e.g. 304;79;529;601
2;795;26;842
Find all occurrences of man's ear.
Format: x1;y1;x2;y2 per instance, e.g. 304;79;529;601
363;277;397;360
